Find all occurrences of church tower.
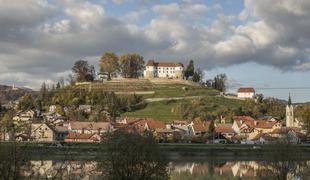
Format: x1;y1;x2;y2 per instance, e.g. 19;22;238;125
286;94;294;127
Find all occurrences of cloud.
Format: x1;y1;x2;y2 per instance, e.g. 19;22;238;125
0;0;309;89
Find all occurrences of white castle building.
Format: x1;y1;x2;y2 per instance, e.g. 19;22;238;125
143;60;184;79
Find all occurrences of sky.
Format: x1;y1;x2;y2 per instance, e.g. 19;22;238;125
0;0;310;102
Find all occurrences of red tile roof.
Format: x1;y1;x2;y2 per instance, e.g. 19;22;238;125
234;116;256;127
137;119;166;130
238;87;255;93
270;127;302;134
234;116;279;129
215;124;235;134
252;133;275;141
66;133;98;141
193;121;210;132
69;121;111;131
254;120;279;129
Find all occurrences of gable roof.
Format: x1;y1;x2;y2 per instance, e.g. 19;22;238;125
234;116;256;127
69;121;111;131
254;120;279;129
136;119;166;130
238;87;255;93
146;60;183;67
234;116;280;130
192;121;210;132
66;132;99;141
252;133;276;141
215;124;235;134
270;127;302;134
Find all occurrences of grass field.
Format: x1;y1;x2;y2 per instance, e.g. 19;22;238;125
122;100;187;123
122;96;247;123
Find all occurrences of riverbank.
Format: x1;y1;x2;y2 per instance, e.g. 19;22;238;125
1;142;310;161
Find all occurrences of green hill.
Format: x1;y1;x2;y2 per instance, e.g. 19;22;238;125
74;78;219;99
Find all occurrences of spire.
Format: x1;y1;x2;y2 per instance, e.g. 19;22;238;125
288;93;292;106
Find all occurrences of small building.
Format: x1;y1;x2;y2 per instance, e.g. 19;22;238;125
31;123;68;142
31;123;55;142
155;128;181;142
215;124;235;140
188;121;210;137
68;121;112;135
252;133;277;144
144;60;184;79
270;127;306;144
237;87;255;99
13;110;35;122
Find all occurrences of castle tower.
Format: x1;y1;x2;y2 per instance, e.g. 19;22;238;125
286;94;294;127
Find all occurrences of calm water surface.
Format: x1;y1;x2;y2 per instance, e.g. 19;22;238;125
2;159;310;179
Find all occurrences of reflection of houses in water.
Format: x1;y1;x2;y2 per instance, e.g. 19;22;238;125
171;163;195;174
172;161;304;178
231;162;256;178
21;160;100;179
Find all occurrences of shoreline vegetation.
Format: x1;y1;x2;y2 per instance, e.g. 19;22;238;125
2;142;310;161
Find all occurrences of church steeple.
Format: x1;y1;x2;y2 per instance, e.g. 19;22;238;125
288;93;292;106
286;93;294;127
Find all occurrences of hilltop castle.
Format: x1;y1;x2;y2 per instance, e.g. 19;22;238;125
143;60;184;79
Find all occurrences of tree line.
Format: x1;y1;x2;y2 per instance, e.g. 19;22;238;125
71;52;145;83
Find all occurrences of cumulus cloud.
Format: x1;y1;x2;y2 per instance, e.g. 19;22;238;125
0;0;309;89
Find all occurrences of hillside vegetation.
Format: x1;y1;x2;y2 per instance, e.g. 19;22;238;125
73;78;219;99
0;85;33;102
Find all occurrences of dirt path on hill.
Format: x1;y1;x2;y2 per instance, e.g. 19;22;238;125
144;96;204;102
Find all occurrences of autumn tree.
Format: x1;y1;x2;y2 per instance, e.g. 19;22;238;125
72;60;95;82
100;52;119;80
120;53;145;78
300;106;310;139
185;60;195;80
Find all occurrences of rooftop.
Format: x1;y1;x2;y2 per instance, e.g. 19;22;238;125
238;87;255;93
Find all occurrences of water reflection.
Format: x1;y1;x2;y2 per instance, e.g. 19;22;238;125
2;159;310;179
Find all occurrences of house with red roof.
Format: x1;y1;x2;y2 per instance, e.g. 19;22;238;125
65;132;101;143
237;87;255;99
232;116;282;141
215;124;235;140
270;127;306;144
68;121;112;135
251;133;277;144
188;121;211;137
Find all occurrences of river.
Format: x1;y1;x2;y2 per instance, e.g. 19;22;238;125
1;158;310;179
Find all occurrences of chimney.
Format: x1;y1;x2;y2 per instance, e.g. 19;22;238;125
254;121;258;126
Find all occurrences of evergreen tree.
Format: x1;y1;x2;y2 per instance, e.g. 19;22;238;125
39;82;48;106
208;120;215;133
185;60;195;80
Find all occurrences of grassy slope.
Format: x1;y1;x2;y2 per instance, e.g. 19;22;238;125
142;84;219;98
72;79;244;123
122;96;247;123
122;100;185;123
